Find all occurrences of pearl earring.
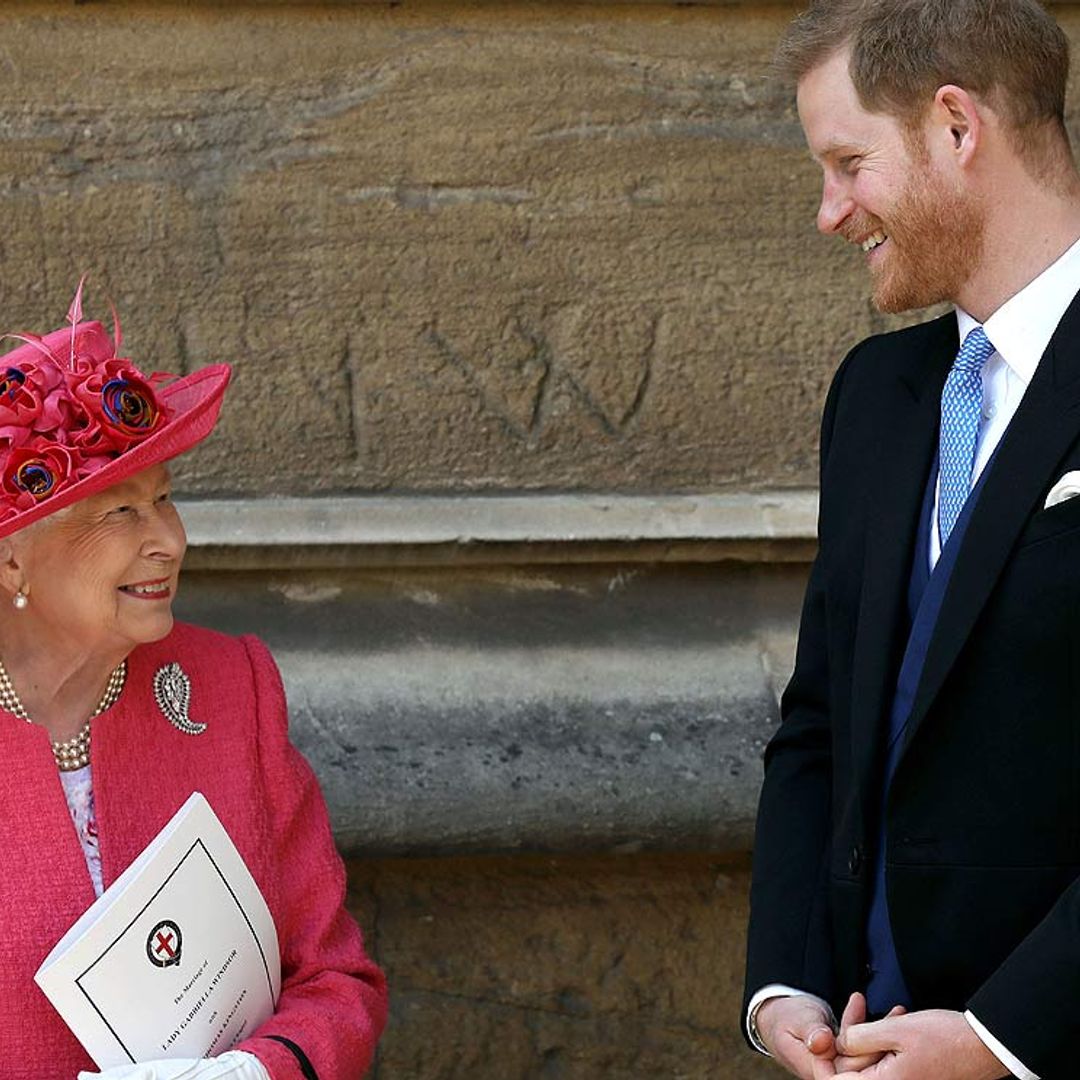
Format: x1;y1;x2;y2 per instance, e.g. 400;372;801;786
12;590;27;611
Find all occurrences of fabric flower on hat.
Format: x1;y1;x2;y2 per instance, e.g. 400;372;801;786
0;359;74;454
69;358;168;454
1;439;82;514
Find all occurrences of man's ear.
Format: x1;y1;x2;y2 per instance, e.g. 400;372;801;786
932;84;983;167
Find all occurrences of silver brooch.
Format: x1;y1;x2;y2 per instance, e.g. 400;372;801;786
154;662;207;736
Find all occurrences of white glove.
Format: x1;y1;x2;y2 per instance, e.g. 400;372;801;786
78;1049;270;1080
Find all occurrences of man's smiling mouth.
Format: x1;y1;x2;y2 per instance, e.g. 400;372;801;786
860;230;888;252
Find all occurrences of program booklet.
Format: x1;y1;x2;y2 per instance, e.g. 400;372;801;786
35;791;281;1068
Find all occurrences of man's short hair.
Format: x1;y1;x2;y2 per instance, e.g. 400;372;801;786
776;0;1071;161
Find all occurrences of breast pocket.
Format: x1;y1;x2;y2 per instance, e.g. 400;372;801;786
1014;492;1080;550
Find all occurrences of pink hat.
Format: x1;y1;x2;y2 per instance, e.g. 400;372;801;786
0;282;231;539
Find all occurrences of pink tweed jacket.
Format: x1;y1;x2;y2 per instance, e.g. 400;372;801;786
1;621;387;1080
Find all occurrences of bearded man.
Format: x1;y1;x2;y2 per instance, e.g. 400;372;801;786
744;2;1080;1079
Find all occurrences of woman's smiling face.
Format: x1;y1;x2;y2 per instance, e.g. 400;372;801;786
8;463;186;657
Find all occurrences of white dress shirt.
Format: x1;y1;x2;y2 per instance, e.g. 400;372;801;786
748;233;1080;1080
933;234;1080;567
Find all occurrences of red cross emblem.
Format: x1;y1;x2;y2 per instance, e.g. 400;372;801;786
154;930;176;958
146;919;183;968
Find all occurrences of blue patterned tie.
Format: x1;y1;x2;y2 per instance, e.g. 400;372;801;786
938;327;995;547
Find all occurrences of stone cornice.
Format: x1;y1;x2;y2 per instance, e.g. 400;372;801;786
177;491;819;568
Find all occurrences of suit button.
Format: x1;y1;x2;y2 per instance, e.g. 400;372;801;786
848;846;863;875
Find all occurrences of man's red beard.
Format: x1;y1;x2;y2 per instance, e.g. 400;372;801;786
846;169;986;314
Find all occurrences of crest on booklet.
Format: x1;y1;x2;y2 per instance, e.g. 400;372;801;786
146;920;183;968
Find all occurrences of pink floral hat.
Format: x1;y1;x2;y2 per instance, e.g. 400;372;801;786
0;282;231;539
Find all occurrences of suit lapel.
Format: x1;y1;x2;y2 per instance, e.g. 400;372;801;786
849;315;955;800
900;289;1080;757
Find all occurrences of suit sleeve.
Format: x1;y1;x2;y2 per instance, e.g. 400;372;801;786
966;878;1080;1074
742;345;860;1027
234;636;388;1080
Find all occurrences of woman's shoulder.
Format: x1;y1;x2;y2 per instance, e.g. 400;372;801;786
153;620;268;659
133;621;279;689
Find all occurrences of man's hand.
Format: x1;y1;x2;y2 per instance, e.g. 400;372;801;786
832;1010;1011;1079
755;996;838;1079
831;993;906;1073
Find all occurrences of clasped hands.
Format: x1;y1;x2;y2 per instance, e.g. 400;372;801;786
756;993;1010;1080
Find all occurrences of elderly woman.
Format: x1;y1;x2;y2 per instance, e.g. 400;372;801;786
0;288;387;1080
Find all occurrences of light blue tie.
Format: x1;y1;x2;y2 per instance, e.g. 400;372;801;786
938;327;995;548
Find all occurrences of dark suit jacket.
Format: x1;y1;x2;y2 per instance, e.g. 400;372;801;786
744;297;1080;1077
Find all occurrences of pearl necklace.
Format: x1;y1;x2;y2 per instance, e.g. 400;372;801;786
0;658;127;771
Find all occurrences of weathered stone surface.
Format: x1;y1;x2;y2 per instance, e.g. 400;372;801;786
0;1;930;497
176;490;821;570
5;2;1080;500
176;490;819;549
174;558;804;855
347;852;774;1079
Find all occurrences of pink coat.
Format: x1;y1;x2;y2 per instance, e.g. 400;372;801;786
1;622;387;1080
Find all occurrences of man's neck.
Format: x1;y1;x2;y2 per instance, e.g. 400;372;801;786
956;181;1080;322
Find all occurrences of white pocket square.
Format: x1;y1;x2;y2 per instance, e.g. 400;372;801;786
1044;471;1080;509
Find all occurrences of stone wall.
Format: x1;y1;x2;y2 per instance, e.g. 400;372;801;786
10;3;1080;496
347;853;775;1079
9;2;1080;1078
0;0;926;496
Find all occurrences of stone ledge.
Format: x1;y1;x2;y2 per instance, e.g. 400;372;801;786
177;491;819;569
284;641;775;857
176;560;802;857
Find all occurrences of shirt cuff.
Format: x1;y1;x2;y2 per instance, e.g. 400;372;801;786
964;1011;1039;1080
746;984;836;1056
